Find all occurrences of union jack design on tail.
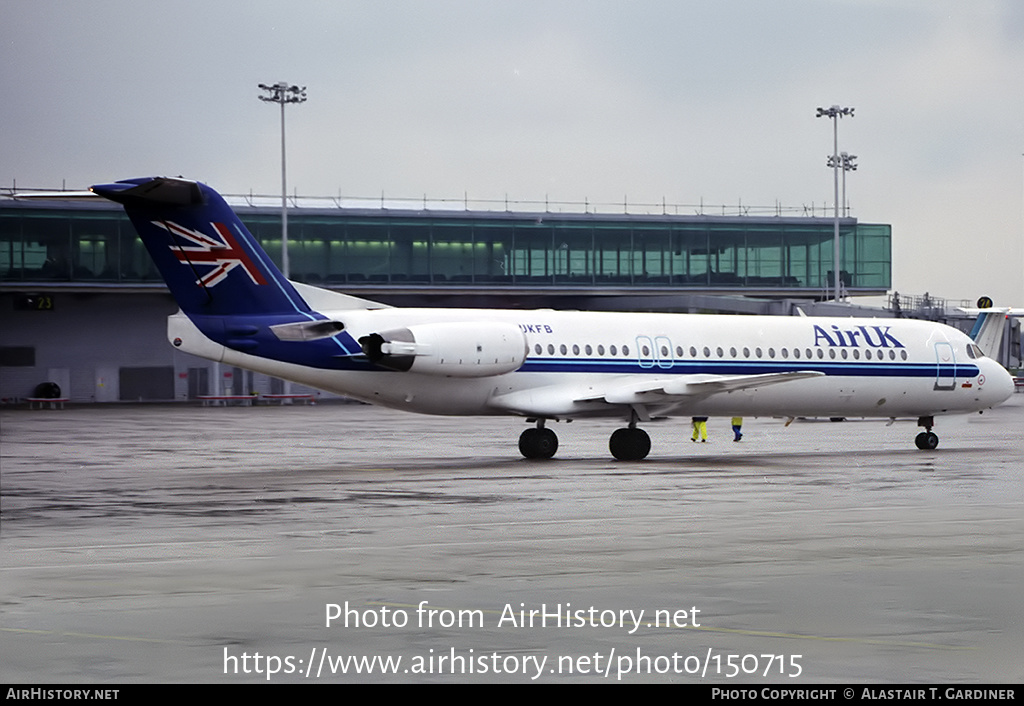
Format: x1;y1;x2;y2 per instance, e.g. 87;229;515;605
154;220;269;288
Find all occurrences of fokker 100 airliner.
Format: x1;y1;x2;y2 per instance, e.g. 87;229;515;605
86;176;1015;460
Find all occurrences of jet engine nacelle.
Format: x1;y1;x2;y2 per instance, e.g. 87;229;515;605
358;322;528;377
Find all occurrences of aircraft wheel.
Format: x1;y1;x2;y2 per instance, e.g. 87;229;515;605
519;427;558;460
609;427;651;461
914;431;939;450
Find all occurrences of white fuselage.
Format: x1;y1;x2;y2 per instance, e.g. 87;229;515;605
169;307;1015;422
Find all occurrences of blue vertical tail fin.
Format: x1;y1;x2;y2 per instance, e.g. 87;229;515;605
90;177;311;317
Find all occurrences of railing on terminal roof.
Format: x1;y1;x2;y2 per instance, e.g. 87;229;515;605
1;184;851;219
887;292;974;317
227;191;853;218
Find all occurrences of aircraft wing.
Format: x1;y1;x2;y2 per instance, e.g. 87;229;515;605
577;370;826;405
489;370;824;417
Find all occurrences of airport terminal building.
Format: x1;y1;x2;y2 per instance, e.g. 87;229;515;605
1;195;891;403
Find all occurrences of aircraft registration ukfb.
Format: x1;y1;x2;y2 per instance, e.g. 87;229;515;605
89;176;1015;460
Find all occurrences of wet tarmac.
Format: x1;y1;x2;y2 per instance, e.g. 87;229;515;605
2;398;1022;683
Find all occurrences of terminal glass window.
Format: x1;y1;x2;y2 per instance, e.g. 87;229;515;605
291;218;337;284
69;213;122;280
473;223;514;283
745;223;784;286
344;220;391;283
1;202;891;293
553;223;594;284
706;225;745;286
512;222;553;281
430;222;476;283
632;225;670;283
594;224;632;282
851;223;890;289
673;227;709;285
1;210;70;280
389;221;429;283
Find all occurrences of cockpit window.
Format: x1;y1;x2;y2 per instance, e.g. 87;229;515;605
966;343;984;359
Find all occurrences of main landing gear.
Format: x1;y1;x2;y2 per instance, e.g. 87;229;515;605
609;419;651;461
519;420;558;460
608;408;651;461
915;415;939;450
518;415;652;461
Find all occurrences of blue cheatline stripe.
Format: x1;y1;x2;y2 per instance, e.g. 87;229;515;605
517;358;978;378
332;331;361;356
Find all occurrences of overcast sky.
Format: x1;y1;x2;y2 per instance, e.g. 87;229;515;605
2;0;1022;305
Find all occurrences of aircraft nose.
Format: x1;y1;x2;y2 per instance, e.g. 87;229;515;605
980;359;1015;406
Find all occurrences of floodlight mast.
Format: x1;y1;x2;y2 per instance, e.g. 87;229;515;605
258;82;307;279
816;105;854;302
840;152;857;217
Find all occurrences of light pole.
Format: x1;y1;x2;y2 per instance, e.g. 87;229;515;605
827;152;858;216
839;152;857;217
816;105;854;302
258;82;307;279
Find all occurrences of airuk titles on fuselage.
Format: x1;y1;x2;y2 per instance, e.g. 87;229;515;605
517;322;904;350
813;324;904;349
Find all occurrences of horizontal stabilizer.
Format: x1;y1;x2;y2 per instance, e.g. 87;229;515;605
91;177;203;206
13;190;100;200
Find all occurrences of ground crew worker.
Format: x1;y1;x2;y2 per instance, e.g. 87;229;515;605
731;417;743;442
691;416;708;442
